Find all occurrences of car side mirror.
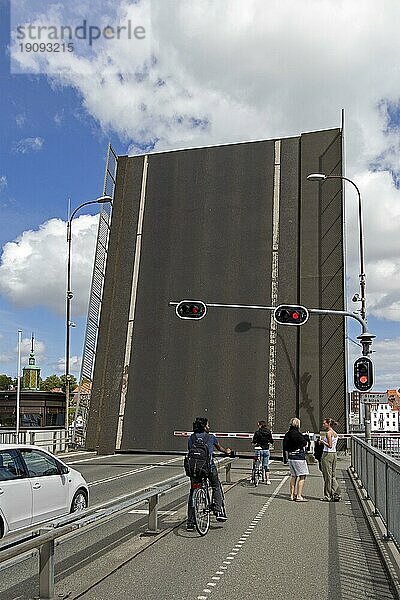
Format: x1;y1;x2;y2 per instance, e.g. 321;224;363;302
59;464;70;475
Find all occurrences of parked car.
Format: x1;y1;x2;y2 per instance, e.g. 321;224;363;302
0;444;89;538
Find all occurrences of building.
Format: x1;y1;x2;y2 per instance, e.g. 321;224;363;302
0;336;65;429
371;390;400;433
349;390;400;432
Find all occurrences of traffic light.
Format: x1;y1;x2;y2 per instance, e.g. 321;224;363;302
354;357;373;391
175;300;207;320
273;304;309;326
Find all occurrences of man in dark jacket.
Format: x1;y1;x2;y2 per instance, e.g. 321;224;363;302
186;417;231;531
252;420;274;484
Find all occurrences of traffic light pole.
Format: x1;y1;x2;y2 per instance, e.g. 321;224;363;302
171;299;375;444
170;300;372;345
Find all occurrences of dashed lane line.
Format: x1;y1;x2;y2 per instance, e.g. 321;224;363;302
88;457;182;487
128;509;177;516
196;475;289;600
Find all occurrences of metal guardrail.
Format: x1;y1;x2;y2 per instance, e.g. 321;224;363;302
0;456;234;599
350;436;400;549
0;429;66;452
370;435;400;460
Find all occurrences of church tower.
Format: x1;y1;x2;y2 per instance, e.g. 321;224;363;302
22;333;41;391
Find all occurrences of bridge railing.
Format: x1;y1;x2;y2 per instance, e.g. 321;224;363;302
0;456;233;600
0;429;66;452
350;435;400;549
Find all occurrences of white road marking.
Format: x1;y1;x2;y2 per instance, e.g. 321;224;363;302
67;453;115;464
88;457;182;487
194;475;289;599
128;509;177;516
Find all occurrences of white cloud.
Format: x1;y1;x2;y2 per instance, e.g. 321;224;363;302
55;355;81;376
349;337;400;390
13;137;44;154
17;337;45;365
15;114;26;127
0;176;7;193
0;215;99;317
54;110;65;125
0;352;13;364
8;0;400;383
10;3;400;309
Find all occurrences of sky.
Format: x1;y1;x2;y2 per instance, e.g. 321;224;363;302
1;0;400;391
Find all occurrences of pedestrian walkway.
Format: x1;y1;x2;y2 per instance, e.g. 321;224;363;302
57;456;398;600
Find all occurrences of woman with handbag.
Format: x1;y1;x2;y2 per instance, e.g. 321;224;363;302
282;418;309;502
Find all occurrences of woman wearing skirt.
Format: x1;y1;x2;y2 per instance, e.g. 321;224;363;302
283;418;309;502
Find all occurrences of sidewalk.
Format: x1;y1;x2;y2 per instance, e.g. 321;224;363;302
54;457;399;600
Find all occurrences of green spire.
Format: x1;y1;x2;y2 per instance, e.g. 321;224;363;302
23;333;41;390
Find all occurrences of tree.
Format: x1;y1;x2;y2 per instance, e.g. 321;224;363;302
39;374;78;392
0;374;13;390
60;374;77;393
40;375;63;391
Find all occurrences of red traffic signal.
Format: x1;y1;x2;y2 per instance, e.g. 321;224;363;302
354;357;373;391
273;304;309;326
176;300;207;320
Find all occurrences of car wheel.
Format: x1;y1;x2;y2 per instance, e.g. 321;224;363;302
70;489;88;513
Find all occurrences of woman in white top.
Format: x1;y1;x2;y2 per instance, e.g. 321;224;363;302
319;418;341;502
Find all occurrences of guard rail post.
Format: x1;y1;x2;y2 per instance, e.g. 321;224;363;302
147;492;159;534
225;462;232;484
39;527;55;599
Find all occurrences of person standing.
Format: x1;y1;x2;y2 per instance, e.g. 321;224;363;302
282;418;309;502
252;420;273;484
320;418;341;502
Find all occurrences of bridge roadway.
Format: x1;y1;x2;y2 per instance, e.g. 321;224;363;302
0;452;398;600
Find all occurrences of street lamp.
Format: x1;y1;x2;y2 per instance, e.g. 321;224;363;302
65;195;112;448
307;173;374;443
307;173;367;322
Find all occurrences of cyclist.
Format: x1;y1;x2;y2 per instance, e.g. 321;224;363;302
252;420;273;484
187;417;231;531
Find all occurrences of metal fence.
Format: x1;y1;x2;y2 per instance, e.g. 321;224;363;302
370;434;400;460
0;429;66;452
350;436;400;549
0;457;233;599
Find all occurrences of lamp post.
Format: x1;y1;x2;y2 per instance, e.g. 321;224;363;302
307;173;366;322
307;173;373;442
65;195;112;449
15;329;22;443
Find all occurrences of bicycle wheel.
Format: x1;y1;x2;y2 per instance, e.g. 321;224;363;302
193;488;210;536
251;461;260;487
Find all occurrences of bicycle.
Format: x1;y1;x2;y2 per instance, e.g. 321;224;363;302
191;477;226;536
251;446;264;487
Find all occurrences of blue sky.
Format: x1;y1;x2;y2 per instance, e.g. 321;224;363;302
0;0;123;377
1;0;400;391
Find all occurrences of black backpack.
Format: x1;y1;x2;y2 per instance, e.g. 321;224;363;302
184;433;211;479
314;437;323;471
